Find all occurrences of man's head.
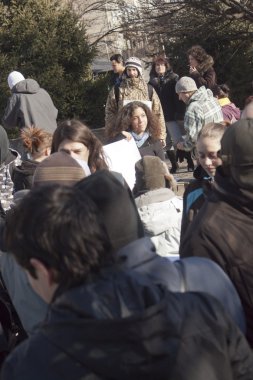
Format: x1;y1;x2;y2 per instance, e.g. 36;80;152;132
220;119;253;189
175;76;198;103
7;71;25;90
4;185;113;303
125;57;143;78
110;54;125;74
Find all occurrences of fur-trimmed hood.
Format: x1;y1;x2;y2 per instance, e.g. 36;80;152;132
196;55;214;75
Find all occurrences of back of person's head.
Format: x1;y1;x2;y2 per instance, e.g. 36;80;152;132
33;151;89;187
21;126;52;158
51;119;108;172
187;45;210;64
75;170;144;252
197;122;227;141
110;54;124;65
4;184;113;289
212;84;230;99
0;125;10;165
220;119;253;189
241;98;253;119
7;71;25;90
134;156;170;196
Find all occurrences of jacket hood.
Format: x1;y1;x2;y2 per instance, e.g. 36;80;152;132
13;159;38;176
13;78;40;94
189;86;212;104
75;170;144;252
214;166;253;210
197;55;214;75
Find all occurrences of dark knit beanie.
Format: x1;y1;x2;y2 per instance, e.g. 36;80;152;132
33;151;87;187
134;156;166;196
75;170;144;252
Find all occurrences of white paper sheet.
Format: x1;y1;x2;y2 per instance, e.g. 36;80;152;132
103;138;141;189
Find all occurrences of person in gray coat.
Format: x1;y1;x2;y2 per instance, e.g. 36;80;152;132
2;71;58;133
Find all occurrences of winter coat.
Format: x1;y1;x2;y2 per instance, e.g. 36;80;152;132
183;86;223;150
190;55;217;89
0;252;47;335
2;265;253;380
12;159;39;192
0;149;21;211
2;79;58;133
180;167;253;347
218;97;241;123
149;70;180;121
135;188;183;257
105;77;166;140
180;165;213;240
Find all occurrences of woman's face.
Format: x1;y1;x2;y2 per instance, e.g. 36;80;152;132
196;136;222;177
188;55;199;68
155;63;166;75
58;139;90;162
130;107;148;135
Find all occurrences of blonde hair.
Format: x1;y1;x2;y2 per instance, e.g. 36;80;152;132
197;122;227;141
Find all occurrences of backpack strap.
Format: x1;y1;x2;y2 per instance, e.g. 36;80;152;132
147;83;153;101
114;85;120;109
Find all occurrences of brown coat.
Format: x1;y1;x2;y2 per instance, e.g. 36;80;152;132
105;77;166;140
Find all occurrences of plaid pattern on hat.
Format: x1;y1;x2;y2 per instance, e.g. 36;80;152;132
33;151;87;187
125;57;143;76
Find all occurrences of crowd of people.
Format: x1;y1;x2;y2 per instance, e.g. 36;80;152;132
0;44;252;379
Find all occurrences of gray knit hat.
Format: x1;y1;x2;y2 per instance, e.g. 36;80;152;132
175;76;197;93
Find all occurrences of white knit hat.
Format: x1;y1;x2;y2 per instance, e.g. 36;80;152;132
8;71;25;90
175;76;197;93
125;57;143;76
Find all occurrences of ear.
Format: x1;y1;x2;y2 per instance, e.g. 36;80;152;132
45;147;51;157
29;258;54;285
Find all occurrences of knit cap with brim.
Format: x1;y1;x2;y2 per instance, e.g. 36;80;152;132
175;76;197;93
33;151;87;187
220;118;253;189
134;156;166;195
125;57;143;76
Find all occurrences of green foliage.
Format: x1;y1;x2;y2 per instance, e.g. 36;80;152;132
0;0;96;121
81;73;111;129
162;3;253;108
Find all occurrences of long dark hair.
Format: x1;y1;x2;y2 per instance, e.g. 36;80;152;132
51;119;108;173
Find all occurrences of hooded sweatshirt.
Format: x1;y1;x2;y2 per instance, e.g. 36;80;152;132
2;266;253;380
2;79;58;133
183;86;223;150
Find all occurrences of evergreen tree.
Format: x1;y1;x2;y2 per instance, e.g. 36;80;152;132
0;0;96;121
